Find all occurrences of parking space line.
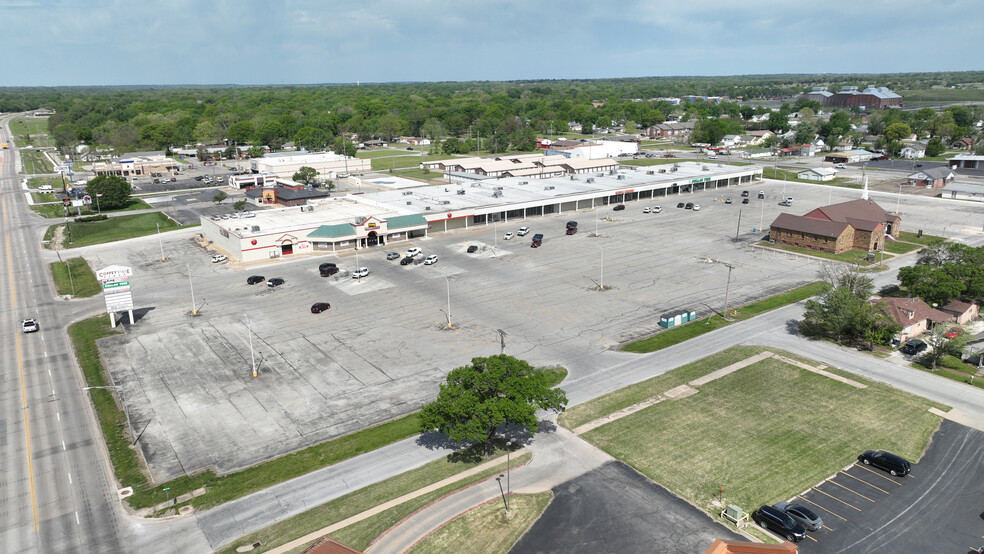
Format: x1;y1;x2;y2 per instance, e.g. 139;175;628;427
810;487;862;512
839;470;892;494
802;534;818;543
854;464;904;484
797;495;847;521
826;480;876;503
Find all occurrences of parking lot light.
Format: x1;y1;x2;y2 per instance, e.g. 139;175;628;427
245;313;256;378
442;274;453;329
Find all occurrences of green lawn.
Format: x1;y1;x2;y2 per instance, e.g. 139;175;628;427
371;153;446;171
9;117;49;136
639;142;680;150
883;240;923;254
412;492;552;554
32;193;56;203
20;150;54;174
758;242;888;266
761;167;860;189
357;149;419;159
216;451;533;554
27;176;62;189
51;212;190;248
579;347;943;516
897;230;944;246
621;281;828;354
391;168;444;182
50;257;102;297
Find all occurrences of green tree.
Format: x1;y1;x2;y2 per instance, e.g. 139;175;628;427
766;111;790;133
224;145;238;159
85;175;131;210
418;355;568;456
897;264;966;306
921;324;970;370
196;147;210;162
925;136;945;157
800;266;899;349
421;118;448;141
227;121;255;145
332;136;356;157
441;137;463;155
233;200;248;211
884;122;912;143
293;166;318;185
212;191;228;204
193;120;218;144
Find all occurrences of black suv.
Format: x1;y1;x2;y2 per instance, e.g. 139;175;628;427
899;339;927;355
753;505;806;542
319;262;339;277
246;275;265;285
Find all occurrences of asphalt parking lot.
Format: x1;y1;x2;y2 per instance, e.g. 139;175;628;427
78;175;984;482
511;461;743;553
772;420;984;553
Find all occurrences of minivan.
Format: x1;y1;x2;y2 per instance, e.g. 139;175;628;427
753;505;806;542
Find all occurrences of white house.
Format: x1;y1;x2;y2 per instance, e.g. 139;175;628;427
900;142;927;159
797;167;837;181
721;135;741;147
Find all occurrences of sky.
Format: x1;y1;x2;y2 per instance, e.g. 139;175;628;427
1;0;981;87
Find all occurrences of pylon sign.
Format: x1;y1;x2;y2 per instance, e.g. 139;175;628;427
96;265;134;312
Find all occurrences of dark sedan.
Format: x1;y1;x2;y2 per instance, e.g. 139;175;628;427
676;202;685;208
247;275;265;285
613;204;625;211
774;501;823;531
400;257;414;265
858;450;911;476
467;245;479;253
310;302;331;313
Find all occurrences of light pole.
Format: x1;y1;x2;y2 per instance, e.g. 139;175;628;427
598;245;605;291
895;183;903;215
759;197;765;231
441;274;453;329
493;217;498;250
505;439;514;511
722;262;736;320
187;264;197;315
594;203;599;237
355;246;361;282
156;223;166;261
245;313;257;378
83;386;134;445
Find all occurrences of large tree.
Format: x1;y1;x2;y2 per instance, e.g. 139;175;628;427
800;266;900;349
419;355;567;456
292;166;318;185
85;175;131;210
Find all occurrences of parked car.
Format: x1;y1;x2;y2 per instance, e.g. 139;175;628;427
662;153;676;158
685;203;694;209
352;267;369;279
676;202;685;208
319;263;339;277
858;450;911;476
400;256;414;265
503;232;514;240
246;275;265;285
742;198;750;204
643;207;651;213
758;191;766;199
779;200;792;207
725;197;732;204
900;339;928;355
211;254;227;263
531;239;542;248
741;190;749;197
532;233;544;242
266;278;285;287
310;302;331;314
566;227;577;235
835;164;847;169
566;221;578;229
692;204;701;211
386;252;400;260
652;206;661;213
467;245;479;253
753;505;806;542
517;226;530;236
944;327;963;339
405;247;422;258
774;501;823;531
424;254;438;265
613;204;625;211
22;318;39;333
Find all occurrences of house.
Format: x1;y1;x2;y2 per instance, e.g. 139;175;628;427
873;297;953;343
941;299;979;324
769;198;901;254
721;135;741;147
900;142;927;159
951;137;974;150
797;167;837;181
645;121;695;139
740;148;773;159
907;167;955;188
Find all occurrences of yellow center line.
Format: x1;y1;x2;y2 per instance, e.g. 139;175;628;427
855;463;904;483
4;197;40;533
839;470;892;495
810;487;862;512
797;494;847;521
824;479;877;503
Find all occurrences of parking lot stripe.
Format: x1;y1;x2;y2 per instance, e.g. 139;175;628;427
826;480;876;503
839;470;892;495
810;487;862;512
797;495;847;521
802;534;818;543
855;463;904;484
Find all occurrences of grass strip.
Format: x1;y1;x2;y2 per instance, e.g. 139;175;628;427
757;242;887;265
621;281;828;354
760;167;860;188
411;492;552;554
897;230;943;245
32;197;153;219
883;240;923;254
216;451;533;554
50;256;101;296
49;212;192;248
20;150;54;174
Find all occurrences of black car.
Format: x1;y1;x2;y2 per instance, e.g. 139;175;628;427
899;339;927;355
267;278;285;287
858;450;911;476
676;202;685;208
741;190;749;197
467;245;479;253
400;256;414;265
613;204;625;211
685;202;694;209
246;275;265;285
310;302;331;313
774;501;823;531
319;262;339;277
742;198;750;204
566;221;578;229
386;252;400;260
753;505;806;542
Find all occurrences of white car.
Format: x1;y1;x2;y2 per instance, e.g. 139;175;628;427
424;254;439;265
22;318;39;333
835;164;847;169
352;267;369;279
653;206;662;213
406;247;422;258
516;227;530;236
503;232;514;240
692;204;701;211
211;254;227;263
643;207;651;214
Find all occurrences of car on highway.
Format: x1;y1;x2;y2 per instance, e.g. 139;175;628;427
774;501;823;531
467;245;479;253
503;232;514;240
266;278;285;287
424;254;439;265
310;302;331;314
211;254;227;263
900;339;928;355
386;252;400;260
858;450;911;476
22;318;39;333
246;275;265;285
613;204;625;211
405;247;422;258
352;267;369;278
753;505;806;542
400;256;414;265
517;227;530;236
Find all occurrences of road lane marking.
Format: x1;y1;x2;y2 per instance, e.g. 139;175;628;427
797;495;847;521
68;473;72;485
5;197;41;533
840;470;891;494
811;487;862;512
855;463;903;484
62;441;66;451
75;511;79;525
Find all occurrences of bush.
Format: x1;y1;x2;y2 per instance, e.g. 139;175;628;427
75;214;109;223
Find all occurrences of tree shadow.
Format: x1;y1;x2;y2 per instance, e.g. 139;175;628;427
415;430;462;451
785;318;804;336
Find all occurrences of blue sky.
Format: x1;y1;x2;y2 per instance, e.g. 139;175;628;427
1;0;981;86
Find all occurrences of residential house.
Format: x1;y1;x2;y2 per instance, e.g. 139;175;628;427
721;135;741;147
740;148;773;159
797;167;837;181
645;121;696;139
941;299;979;324
907;167;955;188
769;198;901;254
951;137;974;150
873;297;953;343
900;142;927;159
244;184;331;207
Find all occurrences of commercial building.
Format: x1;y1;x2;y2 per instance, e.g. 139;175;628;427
769;199;900;254
800;86;902;109
949;154;984;170
796;167;837;182
907;167;955;188
202;161;762;263
249;152;370;179
91;151;180;178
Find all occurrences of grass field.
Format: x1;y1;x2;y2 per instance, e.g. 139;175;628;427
27;176;61;189
621;281;828;354
412;492;552;554
50;257;102;297
32;197;153;219
900;88;984;103
884;240;923;254
761;166;860;189
621;157;716;166
371;153;446;171
51;212;190;248
897;230;943;245
216;452;533;554
9;117;49;136
391;168;444;182
758;242;889;266
357;149;422;159
20;150;54;174
579;347;943;515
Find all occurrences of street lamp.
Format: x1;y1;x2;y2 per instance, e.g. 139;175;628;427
721;262;736;320
598;245;605;291
187;264;198;315
156;223;166;261
505;439;514;511
895;183;903;215
83;386;134;445
245;313;257;378
442;274;453;329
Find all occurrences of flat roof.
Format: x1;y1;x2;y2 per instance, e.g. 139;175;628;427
209;197;408;238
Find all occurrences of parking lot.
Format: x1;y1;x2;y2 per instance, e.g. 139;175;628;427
76;176;984;482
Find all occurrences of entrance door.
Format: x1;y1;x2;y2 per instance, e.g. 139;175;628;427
281;242;294;255
366;231;380;247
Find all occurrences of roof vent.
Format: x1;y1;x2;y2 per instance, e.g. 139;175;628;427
544;185;555;190
406;201;412;205
646;170;655;175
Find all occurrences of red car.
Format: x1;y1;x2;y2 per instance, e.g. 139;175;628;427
311;302;331;313
566;227;577;235
531;239;542;248
944;327;963;339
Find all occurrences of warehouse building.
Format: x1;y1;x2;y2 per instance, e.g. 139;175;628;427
249;152;370;179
